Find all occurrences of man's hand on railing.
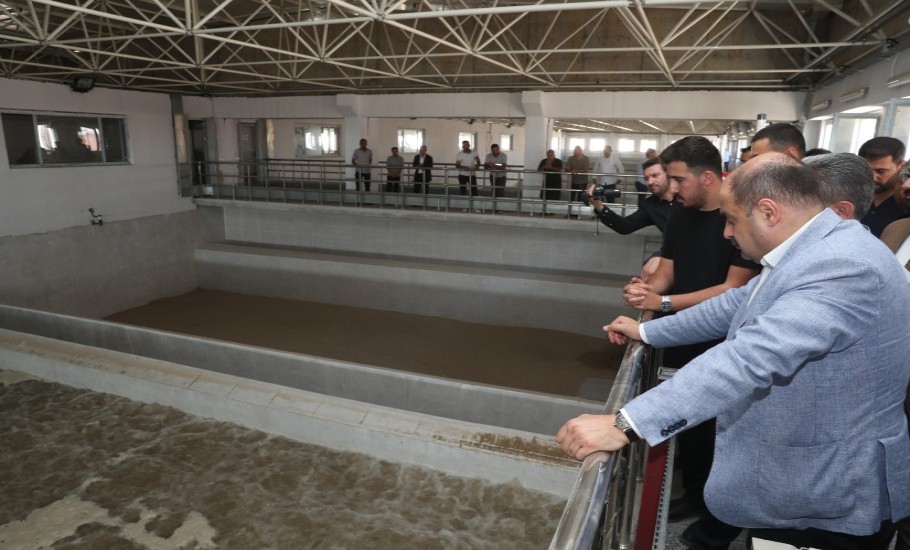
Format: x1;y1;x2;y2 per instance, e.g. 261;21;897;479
623;277;659;310
556;413;630;460
604;316;642;346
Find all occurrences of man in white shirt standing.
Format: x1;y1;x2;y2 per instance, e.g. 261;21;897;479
455;140;480;199
592;145;624;203
351;138;373;191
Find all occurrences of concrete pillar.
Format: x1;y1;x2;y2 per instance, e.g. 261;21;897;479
337;95;369;190
522;91;550;199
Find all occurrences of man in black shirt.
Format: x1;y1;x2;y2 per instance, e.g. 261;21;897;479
588;157;677;235
858;137;910;237
623;136;760;548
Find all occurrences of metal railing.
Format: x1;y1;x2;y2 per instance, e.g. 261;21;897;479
550;311;659;550
178;158;647;220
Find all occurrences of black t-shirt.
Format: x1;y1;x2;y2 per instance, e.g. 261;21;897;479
860;194;910;238
660;207;760;368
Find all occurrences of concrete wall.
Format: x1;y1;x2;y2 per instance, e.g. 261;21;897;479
193;201;646;337
182;89;806;185
0;78;193;237
0;210;199;318
0;307;600;435
0;328;582;496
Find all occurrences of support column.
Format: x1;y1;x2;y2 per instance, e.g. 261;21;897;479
337;95;369;190
522;91;550;199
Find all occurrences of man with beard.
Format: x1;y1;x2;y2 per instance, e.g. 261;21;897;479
620;136;760;547
749;123;805;160
587;157;677;235
858;137;909;237
587;157;678;278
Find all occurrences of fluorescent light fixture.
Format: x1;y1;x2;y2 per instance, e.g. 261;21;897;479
810;99;831;112
837;87;867;103
886;71;910;89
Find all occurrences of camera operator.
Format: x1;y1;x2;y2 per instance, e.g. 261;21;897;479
587;157;677;235
585;158;678;278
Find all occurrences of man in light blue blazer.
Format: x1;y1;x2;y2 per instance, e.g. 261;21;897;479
558;153;910;548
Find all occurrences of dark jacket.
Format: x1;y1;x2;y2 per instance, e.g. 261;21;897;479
413;154;433;182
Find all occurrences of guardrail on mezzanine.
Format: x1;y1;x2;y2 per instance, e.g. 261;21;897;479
178;159;646;221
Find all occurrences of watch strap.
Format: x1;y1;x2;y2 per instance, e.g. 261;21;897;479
613;411;640;443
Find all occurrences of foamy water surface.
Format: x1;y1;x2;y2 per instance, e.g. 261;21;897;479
0;374;566;549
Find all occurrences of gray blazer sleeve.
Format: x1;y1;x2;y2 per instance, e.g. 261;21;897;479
625;253;887;445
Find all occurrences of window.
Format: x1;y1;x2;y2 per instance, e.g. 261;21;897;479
568;137;586;151
500;134;512;151
458;132;476;149
617;138;636;153
550;136;559;152
639;139;657;153
589;138;606;151
397;128;425;154
819;119;834;150
891;103;910;146
2;112;128;166
833;116;878;154
294;125;339;157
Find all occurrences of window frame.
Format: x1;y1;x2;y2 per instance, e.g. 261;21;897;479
294;124;341;157
2;109;130;167
397;128;425;154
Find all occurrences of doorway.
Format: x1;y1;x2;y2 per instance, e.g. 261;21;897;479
238;121;259;185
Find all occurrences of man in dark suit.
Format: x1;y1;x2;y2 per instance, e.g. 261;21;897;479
412;145;433;194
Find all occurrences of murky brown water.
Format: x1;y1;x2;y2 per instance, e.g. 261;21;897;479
0;375;566;549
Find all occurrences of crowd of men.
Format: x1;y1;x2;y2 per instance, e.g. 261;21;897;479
558;124;910;550
350;126;910;548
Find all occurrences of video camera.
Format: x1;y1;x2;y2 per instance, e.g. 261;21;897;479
580;184;621;205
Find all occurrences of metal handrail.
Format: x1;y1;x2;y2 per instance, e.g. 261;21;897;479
178;159;648;219
550;311;655;550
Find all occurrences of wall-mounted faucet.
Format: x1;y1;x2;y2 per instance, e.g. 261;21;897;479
89;208;103;226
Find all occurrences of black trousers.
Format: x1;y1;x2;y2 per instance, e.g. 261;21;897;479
355;170;371;191
386;175;400;193
540;176;561;201
490;175;506;198
571;181;586;202
458;174;478;196
413;173;430;194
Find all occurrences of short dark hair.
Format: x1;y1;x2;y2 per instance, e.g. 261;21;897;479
641;157;663;172
858;136;905;162
729;154;822;213
751;123;806;157
804;148;832;158
740;146;751;154
659;136;722;178
803;153;874;219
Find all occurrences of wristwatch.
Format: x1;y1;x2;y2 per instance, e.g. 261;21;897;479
613;411;640;443
660;295;673;313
